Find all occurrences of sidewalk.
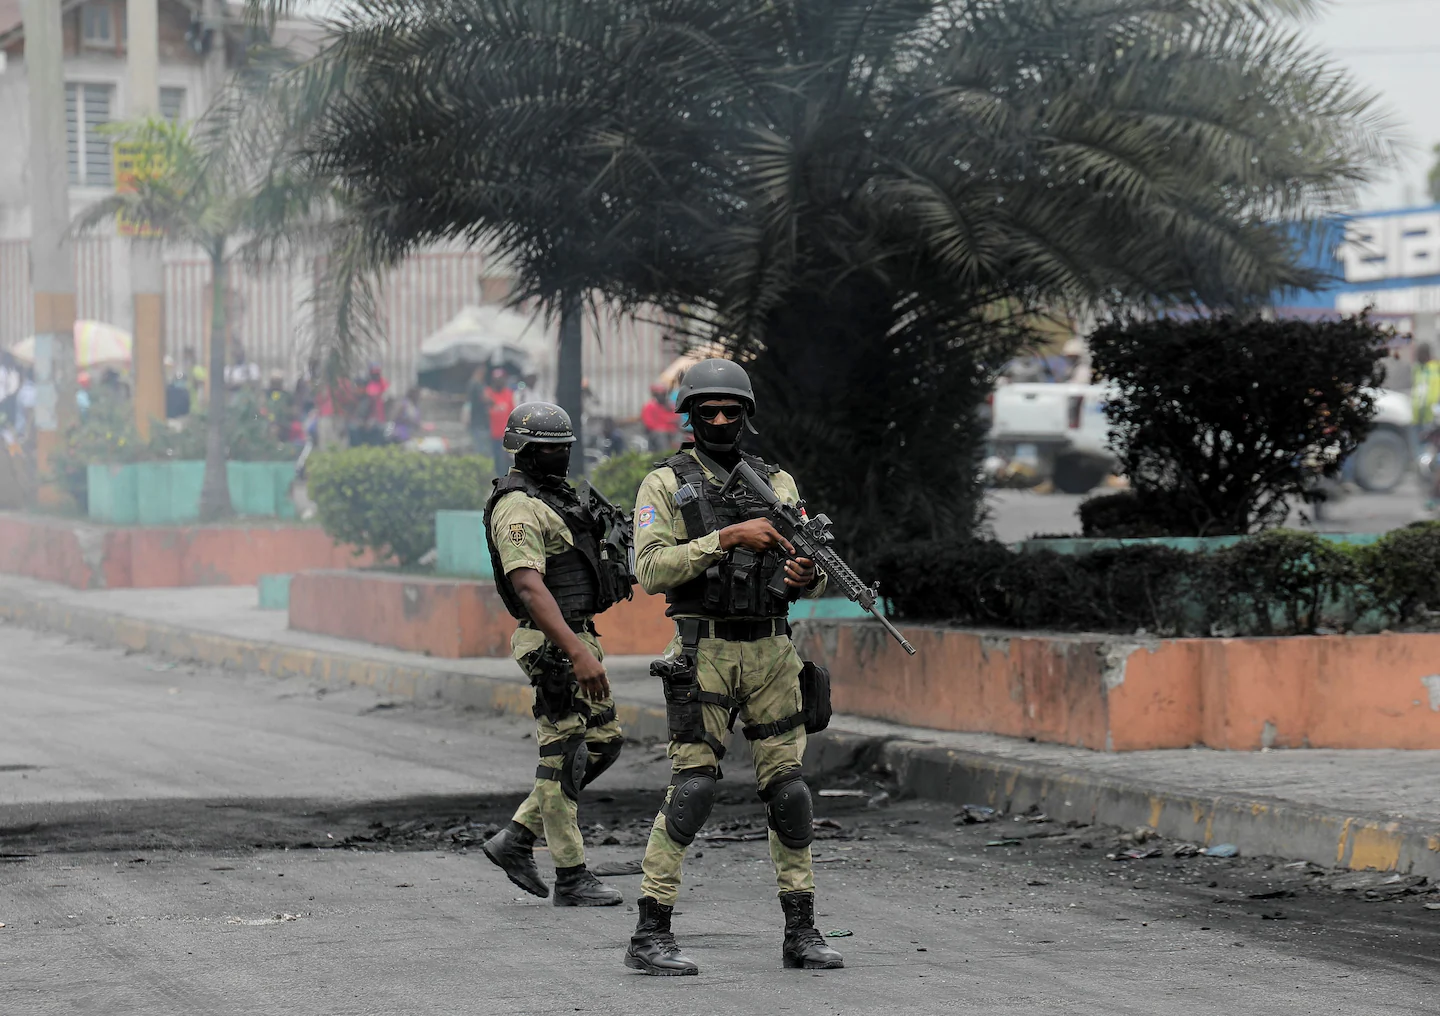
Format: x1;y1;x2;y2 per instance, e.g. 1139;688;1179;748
1;573;1437;877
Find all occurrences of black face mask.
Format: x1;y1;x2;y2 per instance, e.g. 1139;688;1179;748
692;414;745;457
518;444;571;482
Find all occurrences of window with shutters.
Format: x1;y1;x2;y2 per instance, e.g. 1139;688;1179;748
81;3;116;48
159;87;186;123
65;83;114;187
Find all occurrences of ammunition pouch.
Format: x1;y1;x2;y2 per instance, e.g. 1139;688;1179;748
799;661;832;734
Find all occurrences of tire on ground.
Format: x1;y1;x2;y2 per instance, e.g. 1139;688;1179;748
1352;427;1409;494
1052;452;1111;495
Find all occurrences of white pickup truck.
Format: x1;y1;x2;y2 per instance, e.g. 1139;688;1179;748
989;382;1413;495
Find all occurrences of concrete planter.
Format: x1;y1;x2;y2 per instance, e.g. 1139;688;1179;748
435;510;491;579
288;570;678;658
86;460;296;526
792;617;1440;752
0;512;364;589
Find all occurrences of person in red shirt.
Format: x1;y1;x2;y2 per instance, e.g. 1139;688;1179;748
469;367;516;477
640;383;680;452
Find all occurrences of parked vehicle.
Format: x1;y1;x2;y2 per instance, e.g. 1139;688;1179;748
988;381;1116;493
989;383;1413;495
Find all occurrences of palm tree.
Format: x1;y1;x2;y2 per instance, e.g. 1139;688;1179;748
75;102;333;520
253;0;1393;548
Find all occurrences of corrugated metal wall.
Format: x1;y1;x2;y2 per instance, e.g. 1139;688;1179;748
0;239;672;419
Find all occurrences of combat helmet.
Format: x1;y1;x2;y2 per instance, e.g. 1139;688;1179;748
503;401;576;452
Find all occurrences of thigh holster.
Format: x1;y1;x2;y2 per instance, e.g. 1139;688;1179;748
536;732;588;801
525;642;579;724
652;619;737;759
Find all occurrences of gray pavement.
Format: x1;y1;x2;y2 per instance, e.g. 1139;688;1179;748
10;575;1439;828
986;477;1433;543
3;623;1439;1014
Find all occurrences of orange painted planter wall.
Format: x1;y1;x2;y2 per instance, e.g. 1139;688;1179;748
287;570;676;660
0;514;363;589
793;620;1440;751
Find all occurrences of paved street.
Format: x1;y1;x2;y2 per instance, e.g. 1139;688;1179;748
3;623;1438;1015
987;478;1433;544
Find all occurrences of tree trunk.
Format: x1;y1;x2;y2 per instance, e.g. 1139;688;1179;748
556;294;584;477
198;247;231;521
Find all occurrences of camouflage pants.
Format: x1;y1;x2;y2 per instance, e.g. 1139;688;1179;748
509;626;623;869
639;631;813;907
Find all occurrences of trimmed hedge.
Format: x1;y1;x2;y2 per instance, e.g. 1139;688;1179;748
590;450;654;512
309;447;493;566
876;524;1440;637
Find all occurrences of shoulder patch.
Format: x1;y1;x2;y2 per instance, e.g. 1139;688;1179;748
636;505;656;528
508;523;526;546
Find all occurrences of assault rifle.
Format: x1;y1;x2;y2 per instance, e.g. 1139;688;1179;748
697;451;917;655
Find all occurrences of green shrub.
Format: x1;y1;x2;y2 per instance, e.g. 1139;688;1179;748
1354;522;1440;626
1089;314;1389;536
308;447;493;565
876;529;1405;637
590;450;655;511
1207;530;1357;636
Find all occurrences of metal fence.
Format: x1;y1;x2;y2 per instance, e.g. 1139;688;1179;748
0;238;672;419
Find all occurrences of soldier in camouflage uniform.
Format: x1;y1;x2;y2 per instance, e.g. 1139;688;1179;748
479;402;634;907
623;359;845;975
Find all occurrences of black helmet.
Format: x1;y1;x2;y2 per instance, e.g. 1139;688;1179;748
503;401;576;452
676;358;755;414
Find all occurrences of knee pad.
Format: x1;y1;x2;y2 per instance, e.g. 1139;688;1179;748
581;737;624;790
759;772;813;849
536;732;588;801
663;766;717;846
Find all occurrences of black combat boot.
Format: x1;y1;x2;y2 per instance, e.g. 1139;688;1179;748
481;822;548;898
553;865;623;907
780;891;844;969
624;897;699;975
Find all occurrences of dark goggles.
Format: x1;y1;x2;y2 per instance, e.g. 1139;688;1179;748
691;402;746;422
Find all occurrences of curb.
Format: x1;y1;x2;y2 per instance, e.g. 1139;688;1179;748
1;586;1436;878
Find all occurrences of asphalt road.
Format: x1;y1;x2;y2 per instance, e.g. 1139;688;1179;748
2;624;1438;1015
986;477;1434;544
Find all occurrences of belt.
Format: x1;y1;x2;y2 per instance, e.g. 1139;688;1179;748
519;617;596;634
683;618;791;642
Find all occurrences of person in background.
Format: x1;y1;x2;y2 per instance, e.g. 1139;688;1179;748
183;348;208;409
15;368;35;440
76;372;92;419
226;343;262;391
469;367;516;478
390;386;422;444
315;376;352;450
1062;338;1092;384
641;383;681;452
0;352;20;428
1412;344;1440;511
363;362;390;426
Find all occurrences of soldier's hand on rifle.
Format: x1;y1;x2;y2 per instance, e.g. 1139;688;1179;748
784;556;817;588
571;646;610;700
719;518;795;555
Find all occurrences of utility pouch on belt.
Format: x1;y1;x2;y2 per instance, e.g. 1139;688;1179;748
799;661;832;734
526;642;580;723
652;619;733;758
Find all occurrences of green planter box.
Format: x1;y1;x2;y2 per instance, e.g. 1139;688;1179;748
87;460;295;525
258;573;292;610
86;463;139;524
789;597;885;621
1012;533;1383;555
436;510;492;578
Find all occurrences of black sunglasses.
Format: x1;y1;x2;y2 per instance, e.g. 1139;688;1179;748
692;403;745;422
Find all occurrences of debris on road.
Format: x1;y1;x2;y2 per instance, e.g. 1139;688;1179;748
817;789;868;798
1111;846;1163;861
1204;844;1240;858
986;839;1023;847
825;929;854;938
226;912;304;926
955;805;998;825
1172;843;1203;858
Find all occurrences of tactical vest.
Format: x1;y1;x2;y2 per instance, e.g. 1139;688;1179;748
663;450;790;619
483;472;633;622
